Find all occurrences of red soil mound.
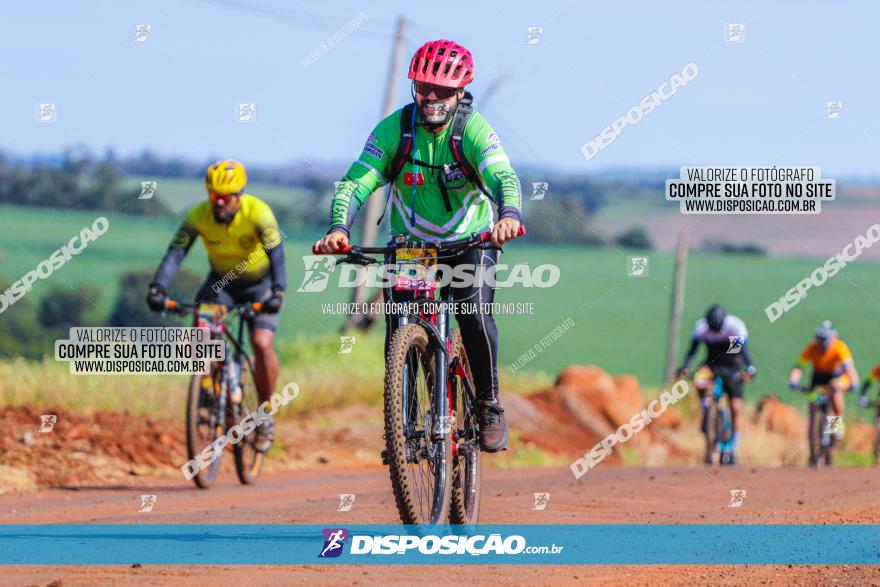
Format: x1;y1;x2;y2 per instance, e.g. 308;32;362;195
505;365;682;460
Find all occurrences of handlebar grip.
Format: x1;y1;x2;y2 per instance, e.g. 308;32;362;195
312;245;354;255
479;225;527;242
166;299;178;310
252;302;263;312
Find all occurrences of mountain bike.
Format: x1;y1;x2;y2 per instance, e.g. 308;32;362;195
160;300;266;488
703;375;735;465
314;227;524;525
792;384;837;467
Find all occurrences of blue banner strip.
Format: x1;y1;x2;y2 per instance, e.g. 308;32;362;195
0;524;877;565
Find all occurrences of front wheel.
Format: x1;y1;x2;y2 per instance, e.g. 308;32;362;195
448;328;481;525
232;359;264;485
186;371;225;489
808;404;831;468
718;400;734;465
704;401;719;465
384;323;452;525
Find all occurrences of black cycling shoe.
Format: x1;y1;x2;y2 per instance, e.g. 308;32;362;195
477;400;508;453
254;417;274;453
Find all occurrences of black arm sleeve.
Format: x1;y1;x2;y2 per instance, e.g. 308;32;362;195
679;338;700;371
266;242;287;290
152;247;187;289
740;340;754;368
152;223;197;289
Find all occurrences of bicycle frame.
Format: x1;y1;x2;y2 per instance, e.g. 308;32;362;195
168;300;262;421
186;302;258;392
225;310;257;394
712;376;724;402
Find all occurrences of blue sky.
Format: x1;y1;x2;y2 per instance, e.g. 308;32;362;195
3;0;878;175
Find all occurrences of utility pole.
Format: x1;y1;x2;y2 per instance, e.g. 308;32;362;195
665;231;689;382
343;16;406;332
359;16;406;249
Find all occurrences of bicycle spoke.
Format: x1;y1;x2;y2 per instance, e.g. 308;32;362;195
399;343;438;522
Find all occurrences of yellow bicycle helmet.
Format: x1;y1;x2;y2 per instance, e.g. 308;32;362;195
205;159;247;196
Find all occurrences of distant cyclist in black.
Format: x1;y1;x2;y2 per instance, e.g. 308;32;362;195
676;304;756;463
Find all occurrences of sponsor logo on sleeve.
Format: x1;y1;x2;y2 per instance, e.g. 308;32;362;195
172;230;192;248
480;132;501;156
363;133;384;159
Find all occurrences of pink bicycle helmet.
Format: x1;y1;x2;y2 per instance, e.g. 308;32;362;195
408;39;474;88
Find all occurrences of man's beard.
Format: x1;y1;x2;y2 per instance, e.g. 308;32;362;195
213;207;234;224
421;101;453;125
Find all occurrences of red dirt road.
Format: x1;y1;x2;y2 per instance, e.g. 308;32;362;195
1;465;878;585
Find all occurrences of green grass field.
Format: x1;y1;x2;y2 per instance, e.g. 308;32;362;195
2;202;880;416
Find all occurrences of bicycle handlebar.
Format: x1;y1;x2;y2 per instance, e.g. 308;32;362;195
162;299;263;316
312;226;526;256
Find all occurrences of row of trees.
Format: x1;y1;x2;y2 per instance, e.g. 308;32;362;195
0;271;201;360
0;147;171;215
1;147;623;243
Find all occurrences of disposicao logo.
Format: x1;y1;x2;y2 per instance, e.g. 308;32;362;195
318;528;348;558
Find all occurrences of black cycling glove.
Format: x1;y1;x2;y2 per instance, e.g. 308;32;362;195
146;282;168;312
262;286;285;314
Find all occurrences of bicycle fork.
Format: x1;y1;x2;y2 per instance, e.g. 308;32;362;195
433;311;450;443
809;401;835;449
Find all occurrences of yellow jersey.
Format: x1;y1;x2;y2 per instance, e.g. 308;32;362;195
173;194;283;282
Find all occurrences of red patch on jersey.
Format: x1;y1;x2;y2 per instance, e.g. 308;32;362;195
403;172;424;186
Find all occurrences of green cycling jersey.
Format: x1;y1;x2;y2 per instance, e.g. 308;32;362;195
329;104;523;242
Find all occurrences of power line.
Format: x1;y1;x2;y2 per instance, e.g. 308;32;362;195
191;0;396;38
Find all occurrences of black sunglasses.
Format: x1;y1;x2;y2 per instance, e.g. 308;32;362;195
413;81;458;100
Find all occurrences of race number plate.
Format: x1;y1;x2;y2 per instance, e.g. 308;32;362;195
196;303;227;329
394;247;438;292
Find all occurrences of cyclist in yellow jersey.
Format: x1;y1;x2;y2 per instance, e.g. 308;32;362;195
147;160;287;452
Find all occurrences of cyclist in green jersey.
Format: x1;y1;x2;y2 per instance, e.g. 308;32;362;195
315;39;523;451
